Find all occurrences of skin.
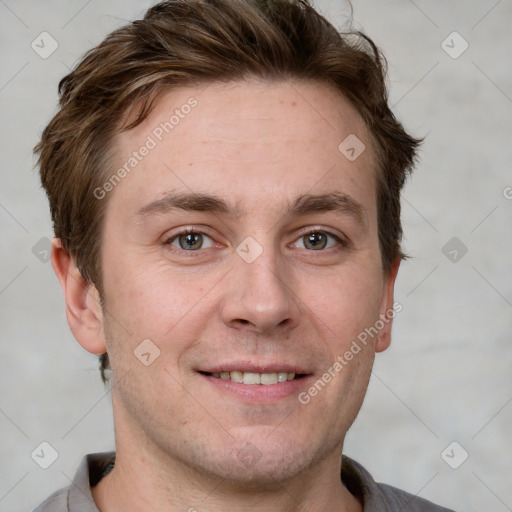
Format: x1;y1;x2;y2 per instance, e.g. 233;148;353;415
52;80;400;512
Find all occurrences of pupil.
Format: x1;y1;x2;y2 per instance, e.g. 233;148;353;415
180;233;202;250
306;232;326;250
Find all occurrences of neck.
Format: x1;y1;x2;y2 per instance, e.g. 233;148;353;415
92;399;362;512
93;453;362;512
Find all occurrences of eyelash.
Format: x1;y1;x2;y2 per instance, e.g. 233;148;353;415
294;229;347;250
163;228;347;252
164;228;215;252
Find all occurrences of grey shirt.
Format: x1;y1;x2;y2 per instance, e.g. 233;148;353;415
33;452;456;511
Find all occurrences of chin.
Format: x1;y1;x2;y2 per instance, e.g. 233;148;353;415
211;455;312;489
185;435;323;488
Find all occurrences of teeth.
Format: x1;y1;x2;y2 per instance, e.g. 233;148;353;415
277;372;288;383
243;372;261;385
230;371;243;383
261;373;278;385
208;371;299;385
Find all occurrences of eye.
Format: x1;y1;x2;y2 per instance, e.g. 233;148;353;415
166;231;215;251
294;231;341;251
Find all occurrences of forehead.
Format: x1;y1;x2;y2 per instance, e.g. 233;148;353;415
109;80;377;218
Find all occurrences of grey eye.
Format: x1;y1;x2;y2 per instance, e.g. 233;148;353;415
179;233;203;250
295;231;338;250
169;232;214;251
304;232;327;250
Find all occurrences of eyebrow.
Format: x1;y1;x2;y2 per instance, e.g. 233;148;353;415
135;192;242;217
289;193;367;228
135;191;367;229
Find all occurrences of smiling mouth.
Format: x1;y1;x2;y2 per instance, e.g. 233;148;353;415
199;371;307;385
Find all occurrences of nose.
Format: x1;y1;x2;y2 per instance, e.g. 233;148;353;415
220;245;300;334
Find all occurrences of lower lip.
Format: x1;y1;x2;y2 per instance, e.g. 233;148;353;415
198;373;311;403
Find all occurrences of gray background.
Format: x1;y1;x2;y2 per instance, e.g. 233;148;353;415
1;1;511;511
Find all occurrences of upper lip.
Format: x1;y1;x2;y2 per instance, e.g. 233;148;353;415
198;362;310;374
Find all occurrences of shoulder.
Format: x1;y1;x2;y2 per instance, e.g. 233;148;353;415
342;456;456;512
32;452;114;512
371;481;456;511
32;487;70;512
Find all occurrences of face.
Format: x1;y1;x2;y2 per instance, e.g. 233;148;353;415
94;80;397;483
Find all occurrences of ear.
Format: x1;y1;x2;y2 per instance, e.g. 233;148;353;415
51;238;107;355
375;258;401;353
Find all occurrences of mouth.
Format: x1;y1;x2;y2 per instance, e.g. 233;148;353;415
196;361;312;402
199;370;307;385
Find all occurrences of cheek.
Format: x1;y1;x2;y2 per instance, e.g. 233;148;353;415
101;254;218;357
105;255;189;316
303;263;384;346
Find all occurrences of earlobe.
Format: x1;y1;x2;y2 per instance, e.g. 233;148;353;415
51;238;107;355
375;258;401;353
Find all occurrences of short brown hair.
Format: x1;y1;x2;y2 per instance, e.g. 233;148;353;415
35;0;421;381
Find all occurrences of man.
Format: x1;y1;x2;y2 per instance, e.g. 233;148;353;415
33;0;455;510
